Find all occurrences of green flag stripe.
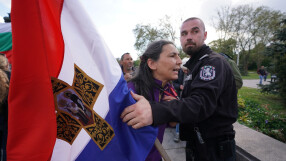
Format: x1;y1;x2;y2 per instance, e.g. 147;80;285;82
0;32;12;52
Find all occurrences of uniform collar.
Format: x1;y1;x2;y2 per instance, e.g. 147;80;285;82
184;44;211;71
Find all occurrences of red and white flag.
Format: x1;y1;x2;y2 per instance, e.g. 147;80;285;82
8;0;157;161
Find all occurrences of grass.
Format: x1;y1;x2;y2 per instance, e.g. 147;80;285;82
241;70;260;79
238;86;286;115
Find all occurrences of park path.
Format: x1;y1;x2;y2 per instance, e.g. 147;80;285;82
243;79;271;88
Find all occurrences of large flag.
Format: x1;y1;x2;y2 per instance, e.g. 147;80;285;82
8;0;158;161
0;23;12;63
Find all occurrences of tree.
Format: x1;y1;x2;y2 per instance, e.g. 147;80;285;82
249;43;266;69
213;5;286;74
264;19;286;100
133;59;140;67
133;15;176;55
209;38;236;59
3;13;11;23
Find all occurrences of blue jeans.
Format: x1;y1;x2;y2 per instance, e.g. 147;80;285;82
176;124;180;134
259;75;266;84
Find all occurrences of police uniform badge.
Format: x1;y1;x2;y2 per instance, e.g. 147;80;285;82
200;66;215;81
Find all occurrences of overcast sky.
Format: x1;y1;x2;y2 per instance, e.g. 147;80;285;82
0;0;285;59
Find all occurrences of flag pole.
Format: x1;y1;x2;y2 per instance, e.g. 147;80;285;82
154;138;171;161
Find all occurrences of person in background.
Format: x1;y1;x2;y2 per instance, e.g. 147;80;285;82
120;52;135;82
172;59;189;98
127;40;181;161
219;53;243;90
257;66;267;85
172;58;188;143
121;17;237;161
0;54;10;161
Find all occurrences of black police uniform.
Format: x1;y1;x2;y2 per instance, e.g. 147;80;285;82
150;45;238;161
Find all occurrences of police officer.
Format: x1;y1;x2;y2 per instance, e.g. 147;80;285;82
121;17;238;161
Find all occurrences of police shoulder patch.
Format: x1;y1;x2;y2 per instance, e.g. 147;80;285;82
199;65;215;81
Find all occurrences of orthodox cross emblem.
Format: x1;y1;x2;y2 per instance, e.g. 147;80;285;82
51;64;114;150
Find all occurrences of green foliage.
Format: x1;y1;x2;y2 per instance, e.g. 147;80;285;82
238;87;286;142
276;19;286;41
264;19;286;99
213;5;286;72
277;54;286;99
133;59;140;67
259;82;279;95
249;43;267;69
178;47;188;60
3;13;10;23
238;87;285;114
237;97;245;108
133;15;176;55
239;65;248;76
209;38;236;58
246;61;257;71
241;71;257;79
237;98;286;143
133;24;163;53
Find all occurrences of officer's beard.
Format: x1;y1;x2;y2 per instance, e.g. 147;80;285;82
185;45;202;57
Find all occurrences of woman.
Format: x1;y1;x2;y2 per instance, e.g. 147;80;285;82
128;40;181;161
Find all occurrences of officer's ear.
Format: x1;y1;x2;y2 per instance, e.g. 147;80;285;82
147;58;157;71
203;31;207;41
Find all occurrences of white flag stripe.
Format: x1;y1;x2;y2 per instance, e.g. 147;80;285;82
60;0;121;117
0;23;11;33
52;0;123;160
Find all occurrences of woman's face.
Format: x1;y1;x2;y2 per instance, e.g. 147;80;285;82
149;44;182;84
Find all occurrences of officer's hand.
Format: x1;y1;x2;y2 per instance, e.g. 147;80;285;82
121;91;153;129
162;95;176;101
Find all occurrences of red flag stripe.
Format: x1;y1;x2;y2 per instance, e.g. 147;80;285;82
8;0;64;160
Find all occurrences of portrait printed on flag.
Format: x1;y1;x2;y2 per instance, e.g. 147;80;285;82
51;64;115;150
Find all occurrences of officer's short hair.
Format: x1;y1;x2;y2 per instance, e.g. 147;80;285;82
182;17;205;32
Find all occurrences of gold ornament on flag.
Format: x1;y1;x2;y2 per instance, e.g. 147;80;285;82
51;64;114;150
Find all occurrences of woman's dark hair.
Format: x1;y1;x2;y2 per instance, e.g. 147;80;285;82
131;40;175;101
